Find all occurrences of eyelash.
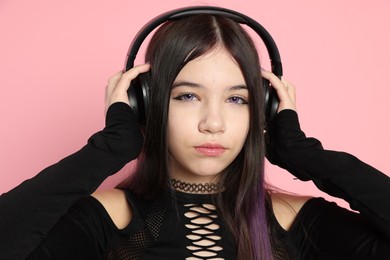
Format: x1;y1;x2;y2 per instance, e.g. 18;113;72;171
173;93;248;104
227;96;248;105
173;93;199;101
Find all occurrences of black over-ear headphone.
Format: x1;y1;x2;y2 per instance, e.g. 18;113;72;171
125;6;282;125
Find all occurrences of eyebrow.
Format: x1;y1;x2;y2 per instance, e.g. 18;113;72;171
172;81;248;91
172;81;200;89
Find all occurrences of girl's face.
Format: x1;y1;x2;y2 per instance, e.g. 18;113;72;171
167;47;250;183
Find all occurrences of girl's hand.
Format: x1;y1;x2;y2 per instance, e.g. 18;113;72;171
105;63;151;113
261;70;296;113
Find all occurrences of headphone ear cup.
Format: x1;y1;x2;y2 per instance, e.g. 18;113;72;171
128;71;151;124
262;78;279;124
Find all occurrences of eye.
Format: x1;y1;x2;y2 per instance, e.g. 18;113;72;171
173;93;199;101
227;96;248;104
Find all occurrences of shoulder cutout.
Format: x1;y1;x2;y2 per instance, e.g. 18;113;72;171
270;192;312;231
92;189;132;230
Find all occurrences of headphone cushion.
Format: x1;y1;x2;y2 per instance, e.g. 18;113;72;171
262;78;279;123
128;72;151;123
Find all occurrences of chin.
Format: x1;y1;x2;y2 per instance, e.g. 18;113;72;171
191;166;226;180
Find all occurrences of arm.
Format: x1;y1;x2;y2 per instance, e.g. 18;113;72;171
0;102;142;260
0;64;150;260
266;109;390;238
262;71;390;239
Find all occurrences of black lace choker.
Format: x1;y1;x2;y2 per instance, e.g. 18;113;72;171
171;178;223;194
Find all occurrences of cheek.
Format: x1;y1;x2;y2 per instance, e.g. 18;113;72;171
230;110;250;142
167;107;195;143
237;123;250;147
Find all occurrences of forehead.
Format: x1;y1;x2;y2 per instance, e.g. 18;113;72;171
174;47;246;87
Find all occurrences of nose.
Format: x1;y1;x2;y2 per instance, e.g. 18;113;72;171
198;102;226;134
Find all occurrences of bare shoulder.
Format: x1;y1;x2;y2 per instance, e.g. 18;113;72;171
92;188;132;230
270;192;312;231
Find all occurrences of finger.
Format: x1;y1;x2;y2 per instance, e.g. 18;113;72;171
114;63;151;94
106;71;123;101
106;63;151;110
262;70;290;101
262;70;296;112
281;77;296;104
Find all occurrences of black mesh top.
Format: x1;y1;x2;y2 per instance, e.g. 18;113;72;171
28;189;389;259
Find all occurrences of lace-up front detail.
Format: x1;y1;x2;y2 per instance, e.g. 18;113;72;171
103;190;291;259
183;203;224;260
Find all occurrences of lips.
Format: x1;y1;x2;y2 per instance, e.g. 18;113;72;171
194;143;226;156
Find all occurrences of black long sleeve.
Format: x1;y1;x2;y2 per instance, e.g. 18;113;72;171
0;102;143;260
266;109;390;239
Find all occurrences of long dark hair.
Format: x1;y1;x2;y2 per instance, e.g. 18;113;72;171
120;14;272;260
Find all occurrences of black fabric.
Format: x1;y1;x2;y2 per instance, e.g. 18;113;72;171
27;190;237;260
0;102;143;260
266;109;390;239
287;197;390;259
1;104;389;259
26;191;390;259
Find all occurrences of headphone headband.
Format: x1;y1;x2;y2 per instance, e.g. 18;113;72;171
125;6;282;124
125;6;282;77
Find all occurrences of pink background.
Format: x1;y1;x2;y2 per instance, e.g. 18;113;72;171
1;1;389;207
